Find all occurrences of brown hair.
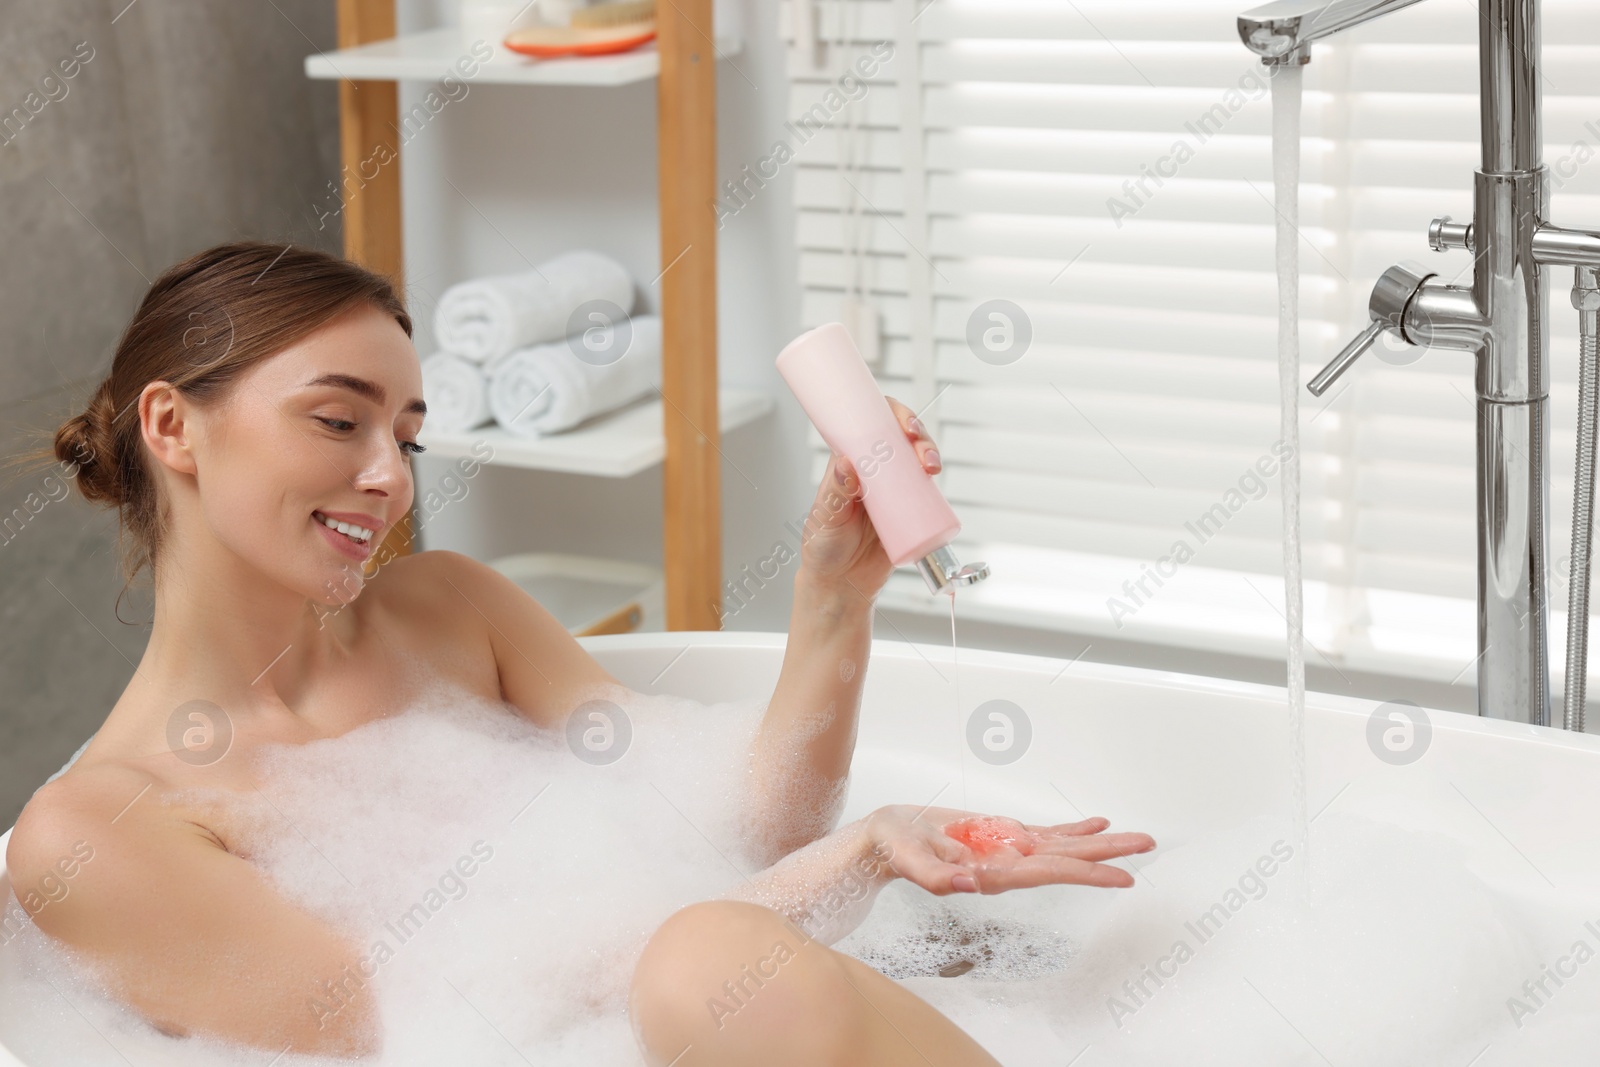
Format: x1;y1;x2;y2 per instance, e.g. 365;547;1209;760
5;240;412;616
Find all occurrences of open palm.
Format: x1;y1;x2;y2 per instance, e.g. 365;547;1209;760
865;804;1156;895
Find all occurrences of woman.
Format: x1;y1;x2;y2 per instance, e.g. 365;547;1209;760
3;241;1154;1065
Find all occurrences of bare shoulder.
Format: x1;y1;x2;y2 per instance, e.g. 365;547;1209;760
354;549;499;689
7;763;159;894
367;547;508;619
368;545;481;600
365;548;509;648
371;548;628;728
6;761;379;1053
7;762;223;935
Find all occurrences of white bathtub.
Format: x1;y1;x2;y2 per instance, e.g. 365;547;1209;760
4;629;1600;1065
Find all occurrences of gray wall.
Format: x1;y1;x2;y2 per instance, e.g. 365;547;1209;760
0;0;340;826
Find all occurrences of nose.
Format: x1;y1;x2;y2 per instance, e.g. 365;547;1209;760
350;432;414;509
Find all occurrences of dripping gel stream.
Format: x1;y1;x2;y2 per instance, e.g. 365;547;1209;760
948;586;967;812
1271;61;1312;898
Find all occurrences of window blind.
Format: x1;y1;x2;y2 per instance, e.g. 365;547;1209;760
778;0;1600;683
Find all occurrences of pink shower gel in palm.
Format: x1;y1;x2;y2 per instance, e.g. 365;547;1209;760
776;322;960;566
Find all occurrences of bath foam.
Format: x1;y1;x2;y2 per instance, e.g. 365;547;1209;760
0;909;360;1067
7;684;1599;1065
839;888;1075;983
0;680;778;1066
742;688;853;867
827;807;1600;1067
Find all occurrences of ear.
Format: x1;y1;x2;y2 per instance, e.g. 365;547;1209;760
139;381;200;477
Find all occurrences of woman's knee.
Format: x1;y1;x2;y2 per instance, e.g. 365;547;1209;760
629;900;861;1067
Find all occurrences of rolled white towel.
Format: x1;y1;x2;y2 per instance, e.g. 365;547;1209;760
487;314;663;437
420;352;493;432
433;250;635;365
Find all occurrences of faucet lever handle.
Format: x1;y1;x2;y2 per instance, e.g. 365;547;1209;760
1306;319;1389;397
1305;263;1434;397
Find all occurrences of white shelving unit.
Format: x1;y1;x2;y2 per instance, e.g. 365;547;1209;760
416;388;772;477
304;27;744;87
306;1;756;629
303;26;767;482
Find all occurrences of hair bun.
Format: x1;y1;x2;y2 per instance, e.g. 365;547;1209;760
56;389;119;507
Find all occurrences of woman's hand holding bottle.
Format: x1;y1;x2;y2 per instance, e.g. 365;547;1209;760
797;394;940;599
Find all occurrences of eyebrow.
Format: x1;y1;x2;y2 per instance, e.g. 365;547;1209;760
304;373;427;416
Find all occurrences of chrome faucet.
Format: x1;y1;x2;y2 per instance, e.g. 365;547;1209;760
1238;0;1428;62
1240;0;1600;729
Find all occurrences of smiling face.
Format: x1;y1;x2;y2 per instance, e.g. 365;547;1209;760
157;302;426;606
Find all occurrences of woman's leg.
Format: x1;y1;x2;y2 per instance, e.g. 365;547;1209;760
629;900;1001;1067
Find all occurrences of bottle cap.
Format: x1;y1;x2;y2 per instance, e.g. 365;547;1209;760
916;545;991;595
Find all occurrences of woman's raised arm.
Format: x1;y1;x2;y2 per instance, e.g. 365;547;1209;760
744;396;941;866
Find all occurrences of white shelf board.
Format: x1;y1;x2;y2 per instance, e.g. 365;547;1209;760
417;387;772;477
304;28;743;87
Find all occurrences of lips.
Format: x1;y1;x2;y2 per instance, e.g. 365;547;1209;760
312;509;383;536
312;511;375;561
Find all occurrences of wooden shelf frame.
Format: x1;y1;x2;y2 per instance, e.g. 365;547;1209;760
328;0;728;630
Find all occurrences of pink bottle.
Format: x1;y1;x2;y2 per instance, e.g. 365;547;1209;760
776;322;990;594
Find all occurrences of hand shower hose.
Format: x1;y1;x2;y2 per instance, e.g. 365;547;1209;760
1563;265;1600;732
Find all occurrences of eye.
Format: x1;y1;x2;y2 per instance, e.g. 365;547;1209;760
317;417;424;457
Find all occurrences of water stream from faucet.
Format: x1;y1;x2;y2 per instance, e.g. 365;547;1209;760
1270;62;1312;899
